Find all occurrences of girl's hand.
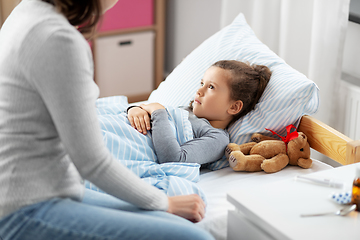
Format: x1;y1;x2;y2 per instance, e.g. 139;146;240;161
140;103;165;115
167;194;206;223
127;107;151;135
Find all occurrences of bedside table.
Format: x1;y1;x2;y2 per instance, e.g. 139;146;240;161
227;163;360;240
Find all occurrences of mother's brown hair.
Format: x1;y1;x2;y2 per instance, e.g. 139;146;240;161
41;0;102;34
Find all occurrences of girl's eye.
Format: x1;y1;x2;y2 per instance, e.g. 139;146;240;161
209;85;214;89
200;82;204;86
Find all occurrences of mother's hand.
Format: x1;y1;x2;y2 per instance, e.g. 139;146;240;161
167;194;206;223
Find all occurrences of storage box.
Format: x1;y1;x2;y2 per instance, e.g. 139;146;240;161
95;31;154;98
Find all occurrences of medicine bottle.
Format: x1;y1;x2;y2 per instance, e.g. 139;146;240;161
351;167;360;211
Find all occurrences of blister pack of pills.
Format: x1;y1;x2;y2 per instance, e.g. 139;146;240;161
330;191;352;204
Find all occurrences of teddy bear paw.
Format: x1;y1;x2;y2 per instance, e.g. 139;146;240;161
229;152;264;172
297;158;312;169
225;143;240;159
261;154;289;173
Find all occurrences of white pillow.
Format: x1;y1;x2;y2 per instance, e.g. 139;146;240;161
148;13;319;170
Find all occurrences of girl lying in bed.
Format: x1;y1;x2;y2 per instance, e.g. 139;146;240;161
127;60;272;165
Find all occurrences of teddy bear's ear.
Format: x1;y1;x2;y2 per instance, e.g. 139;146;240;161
288;132;308;149
298;132;307;143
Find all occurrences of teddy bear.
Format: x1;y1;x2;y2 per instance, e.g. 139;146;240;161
225;125;312;173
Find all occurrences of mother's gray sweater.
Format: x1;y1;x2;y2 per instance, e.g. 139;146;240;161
0;0;167;218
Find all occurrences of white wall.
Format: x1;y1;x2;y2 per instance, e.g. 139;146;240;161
342;21;360;78
164;0;221;74
165;1;359;80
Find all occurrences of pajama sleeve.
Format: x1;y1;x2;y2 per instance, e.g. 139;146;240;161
151;109;229;164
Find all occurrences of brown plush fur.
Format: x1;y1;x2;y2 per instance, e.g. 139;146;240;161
226;132;312;173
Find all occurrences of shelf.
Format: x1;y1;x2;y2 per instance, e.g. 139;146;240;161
92;0;166;102
96;26;156;38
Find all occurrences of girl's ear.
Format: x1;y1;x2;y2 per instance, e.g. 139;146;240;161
228;100;243;115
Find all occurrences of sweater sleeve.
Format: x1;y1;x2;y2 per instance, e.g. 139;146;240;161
151;109;230;164
21;25;168;211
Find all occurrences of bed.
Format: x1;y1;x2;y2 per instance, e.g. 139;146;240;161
94;13;360;240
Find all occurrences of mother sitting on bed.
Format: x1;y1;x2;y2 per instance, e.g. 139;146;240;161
0;0;215;240
128;60;271;166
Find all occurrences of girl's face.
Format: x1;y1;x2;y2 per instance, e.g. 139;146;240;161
193;66;241;124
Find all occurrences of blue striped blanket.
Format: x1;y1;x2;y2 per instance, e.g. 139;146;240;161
85;96;205;201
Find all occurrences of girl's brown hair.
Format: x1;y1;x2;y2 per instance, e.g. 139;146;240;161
41;0;102;35
214;60;271;126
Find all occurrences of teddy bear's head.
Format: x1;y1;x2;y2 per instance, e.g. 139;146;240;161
287;132;311;167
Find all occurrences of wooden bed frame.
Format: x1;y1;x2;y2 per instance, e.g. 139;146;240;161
298;115;360;166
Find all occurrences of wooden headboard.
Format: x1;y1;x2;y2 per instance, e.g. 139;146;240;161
298;115;360;165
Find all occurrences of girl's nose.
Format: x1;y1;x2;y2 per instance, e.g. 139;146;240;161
197;86;205;96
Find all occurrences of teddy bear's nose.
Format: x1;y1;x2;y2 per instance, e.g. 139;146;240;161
300;148;304;152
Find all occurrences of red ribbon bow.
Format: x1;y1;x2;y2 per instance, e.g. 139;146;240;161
265;124;299;146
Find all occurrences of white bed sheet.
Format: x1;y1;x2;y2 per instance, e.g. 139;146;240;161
195;160;334;240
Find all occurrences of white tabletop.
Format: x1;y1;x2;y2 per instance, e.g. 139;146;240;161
227;162;360;240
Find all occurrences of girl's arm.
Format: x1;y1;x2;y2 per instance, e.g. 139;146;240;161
141;104;229;164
